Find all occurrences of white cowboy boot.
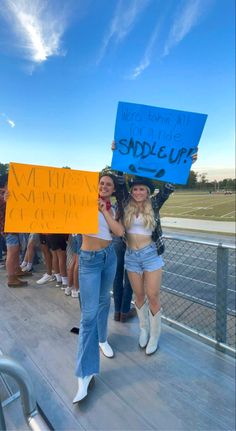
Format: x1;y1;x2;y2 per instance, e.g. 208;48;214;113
135;301;149;348
99;341;114;358
73;375;94;403
146;309;161;355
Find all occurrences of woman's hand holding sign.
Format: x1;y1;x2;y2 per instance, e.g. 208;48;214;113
98;198;107;213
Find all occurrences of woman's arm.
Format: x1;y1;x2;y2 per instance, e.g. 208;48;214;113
99;199;125;237
111;140;129;202
116;172;129;202
152;183;174;210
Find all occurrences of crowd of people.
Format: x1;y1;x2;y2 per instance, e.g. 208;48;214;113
0;146;197;404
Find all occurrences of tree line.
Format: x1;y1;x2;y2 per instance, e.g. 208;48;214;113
180;171;236;191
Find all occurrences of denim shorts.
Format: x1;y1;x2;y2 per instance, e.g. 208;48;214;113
124;242;164;274
72;234;82;254
5;233;20;247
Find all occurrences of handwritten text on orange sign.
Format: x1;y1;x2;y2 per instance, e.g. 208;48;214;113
5;163;99;234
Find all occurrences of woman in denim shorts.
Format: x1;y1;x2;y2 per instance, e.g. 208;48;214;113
123;176;174;356
73;174;124;404
0;174;31;287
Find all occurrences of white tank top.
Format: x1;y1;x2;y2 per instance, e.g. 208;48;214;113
87;209;115;240
126;214;153;236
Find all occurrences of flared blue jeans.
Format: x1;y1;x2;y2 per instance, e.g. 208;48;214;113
75;243;117;377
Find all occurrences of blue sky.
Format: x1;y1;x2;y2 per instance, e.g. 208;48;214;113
0;0;235;181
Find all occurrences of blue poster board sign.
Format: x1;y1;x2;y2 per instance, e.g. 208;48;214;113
111;101;207;184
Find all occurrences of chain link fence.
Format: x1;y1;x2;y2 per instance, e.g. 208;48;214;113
161;235;236;353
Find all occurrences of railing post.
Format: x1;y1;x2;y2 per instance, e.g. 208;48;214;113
0;400;6;431
0;356;51;430
216;244;229;344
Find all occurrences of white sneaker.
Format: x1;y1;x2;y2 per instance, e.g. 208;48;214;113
21;265;29;272
71;289;79;298
36;273;55;285
56;282;67;290
55;274;62;286
65;286;72;296
99;341;114;358
22;264;33;272
73;375;94;404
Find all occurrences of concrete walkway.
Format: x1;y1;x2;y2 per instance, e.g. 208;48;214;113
162;217;235;234
0;266;235;431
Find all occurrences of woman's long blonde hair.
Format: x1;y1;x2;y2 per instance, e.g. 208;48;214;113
123;188;156;230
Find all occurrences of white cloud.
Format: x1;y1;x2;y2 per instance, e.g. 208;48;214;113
0;0;68;64
97;0;150;65
128;20;161;79
0;112;16;128
128;0;210;79
162;0;205;57
7;119;15;128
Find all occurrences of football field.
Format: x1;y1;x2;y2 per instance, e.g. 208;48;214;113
160;192;236;222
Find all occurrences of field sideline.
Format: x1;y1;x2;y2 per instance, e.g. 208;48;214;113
160;192;236;222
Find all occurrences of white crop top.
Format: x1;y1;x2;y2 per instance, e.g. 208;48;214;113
126;214;152;236
87;209;115;240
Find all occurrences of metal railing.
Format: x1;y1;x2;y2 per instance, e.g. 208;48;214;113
161;234;236;355
0;355;51;431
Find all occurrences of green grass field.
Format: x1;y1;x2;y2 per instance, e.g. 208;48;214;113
160;192;236;221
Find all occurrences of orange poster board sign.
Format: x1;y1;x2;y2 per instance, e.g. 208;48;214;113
5;163;99;234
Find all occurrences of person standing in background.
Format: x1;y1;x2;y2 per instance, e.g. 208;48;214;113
113;236;136;322
0;174;32;287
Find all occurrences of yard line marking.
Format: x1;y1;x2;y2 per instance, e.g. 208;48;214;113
162;285;215;307
166;205;214;211
172;194;210;197
161;213;219;217
164;270;215;286
178;199;235;214
164;258;215;273
169;198;215;206
166;250;236;268
167;196;235;209
203;199;235;208
165;259;236;281
165;250;214;262
162;285;236;313
228;274;236;279
177;208;205;215
165;205;196;209
220;211;236;218
179;200;212;207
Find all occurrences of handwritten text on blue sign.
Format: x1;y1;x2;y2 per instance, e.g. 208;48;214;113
111;102;207;184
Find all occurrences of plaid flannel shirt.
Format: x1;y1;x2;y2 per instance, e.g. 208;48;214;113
151;183;174;255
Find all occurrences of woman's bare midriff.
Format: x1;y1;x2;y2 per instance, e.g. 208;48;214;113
81;235;112;251
126;233;152;250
